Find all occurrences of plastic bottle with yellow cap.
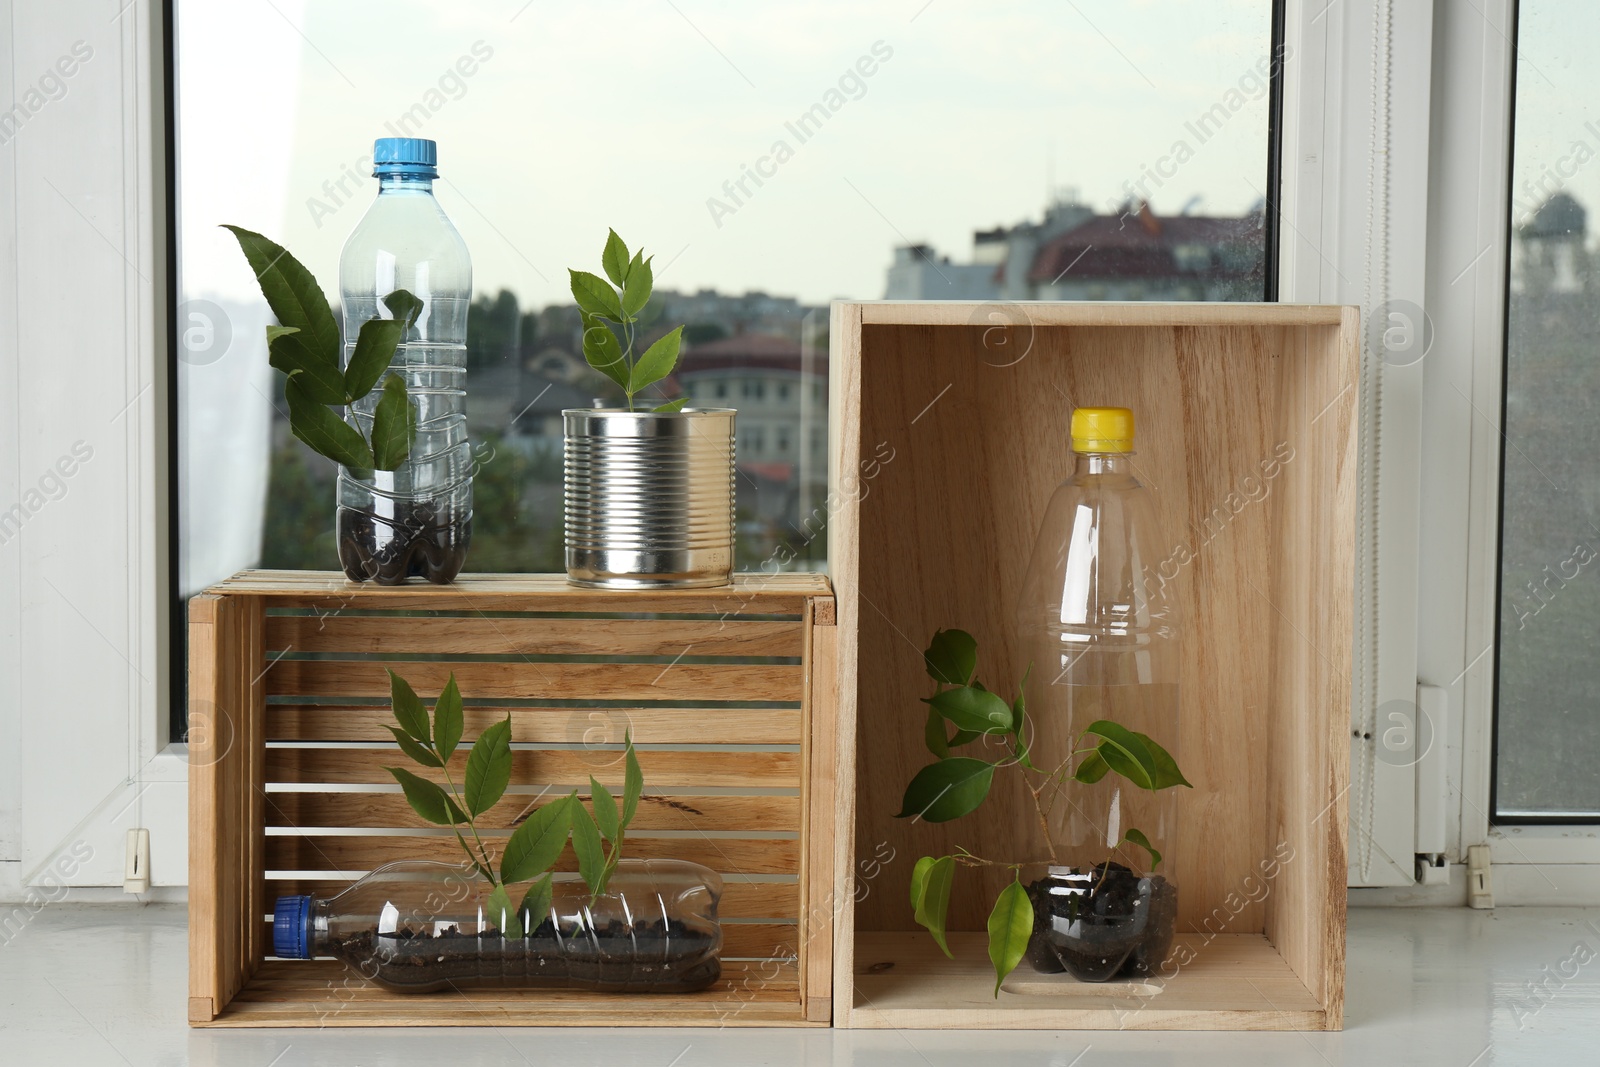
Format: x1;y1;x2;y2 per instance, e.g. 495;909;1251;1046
1012;405;1184;981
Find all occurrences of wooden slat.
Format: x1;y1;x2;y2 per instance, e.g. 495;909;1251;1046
266;705;802;745
266;615;804;658
264;834;799;876
801;613;839;1022
265;791;801;833
263;659;802;703
856;301;1347;327
212;571;829;616
264;747;798;789
200;959;808;1028
262;880;802;921
187;594;224;1022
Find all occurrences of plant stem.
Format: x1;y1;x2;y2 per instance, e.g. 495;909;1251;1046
439;758;498;883
1028;778;1062;865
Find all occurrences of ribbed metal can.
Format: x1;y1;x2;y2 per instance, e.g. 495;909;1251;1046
563;408;736;588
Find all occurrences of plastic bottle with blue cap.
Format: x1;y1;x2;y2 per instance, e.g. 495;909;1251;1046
336;137;474;583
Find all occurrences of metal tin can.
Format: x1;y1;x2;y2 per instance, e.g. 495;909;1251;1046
563;408;736;588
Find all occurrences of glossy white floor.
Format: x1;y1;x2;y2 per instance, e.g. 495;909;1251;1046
2;904;1598;1065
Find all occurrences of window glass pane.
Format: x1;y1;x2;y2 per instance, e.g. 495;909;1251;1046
175;1;1275;605
1496;1;1600;818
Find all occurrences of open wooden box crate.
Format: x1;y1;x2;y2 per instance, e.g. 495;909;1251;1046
828;302;1358;1030
188;572;837;1027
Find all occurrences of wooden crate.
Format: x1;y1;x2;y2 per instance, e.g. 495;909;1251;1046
188;572;837;1027
827;302;1357;1030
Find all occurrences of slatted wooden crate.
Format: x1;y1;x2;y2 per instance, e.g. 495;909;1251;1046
828;302;1357;1030
188;572;837;1027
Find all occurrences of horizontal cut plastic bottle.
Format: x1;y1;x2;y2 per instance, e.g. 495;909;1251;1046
272;859;723;993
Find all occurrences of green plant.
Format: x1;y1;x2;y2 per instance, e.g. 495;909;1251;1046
383;669;645;936
223;225;422;472
897;628;1192;995
568;229;686;412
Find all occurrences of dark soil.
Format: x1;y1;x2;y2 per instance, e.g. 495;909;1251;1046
1024;862;1178;982
331;918;721;993
338;501;471;585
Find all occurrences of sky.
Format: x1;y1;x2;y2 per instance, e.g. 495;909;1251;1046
1509;0;1600;233
177;0;1275;309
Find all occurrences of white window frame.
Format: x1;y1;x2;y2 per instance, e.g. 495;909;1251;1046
1428;0;1600;902
1;0;186;896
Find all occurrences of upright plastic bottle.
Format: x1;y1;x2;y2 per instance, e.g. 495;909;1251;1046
272;859;723;993
1015;406;1181;980
337;137;473;584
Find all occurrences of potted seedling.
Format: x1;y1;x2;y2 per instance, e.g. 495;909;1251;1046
562;230;735;588
270;670;724;992
898;629;1192;993
225;225;472;584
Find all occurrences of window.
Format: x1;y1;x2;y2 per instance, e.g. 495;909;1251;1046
1493;0;1600;821
172;1;1281;738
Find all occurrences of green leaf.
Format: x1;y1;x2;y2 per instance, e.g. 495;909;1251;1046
1123;828;1163;870
284;378;373;471
621;254;654;318
383;288;424;331
570;801;606;893
267;326;345;405
923;706;950;759
501;796;574;884
386;766;466;825
343;317;404;403
909;855;936;912
911;855;955;957
580;314;629;392
464;718;513;816
601;229;631;287
928;686;1013;734
387;669;431;745
1073;750;1111;784
590;777;620;840
386;725;442;768
433;675;464;761
1083;721;1158;791
518;873;555;931
622;734;643;827
924;629;978;686
629;326;682;395
570;269;624;321
369;374;416;472
1139;732;1193;790
895;757;995;823
652;397;689;413
486;883;523;940
221;225;340;359
986;877;1033;997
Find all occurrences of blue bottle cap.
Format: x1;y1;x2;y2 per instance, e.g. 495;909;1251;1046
372;137;438;178
273;895;314;959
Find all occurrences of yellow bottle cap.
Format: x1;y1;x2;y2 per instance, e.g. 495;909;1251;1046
1071;406;1135;453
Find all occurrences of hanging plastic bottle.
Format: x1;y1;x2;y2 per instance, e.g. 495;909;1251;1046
1014;406;1181;981
272;859;723;993
337;137;474;583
